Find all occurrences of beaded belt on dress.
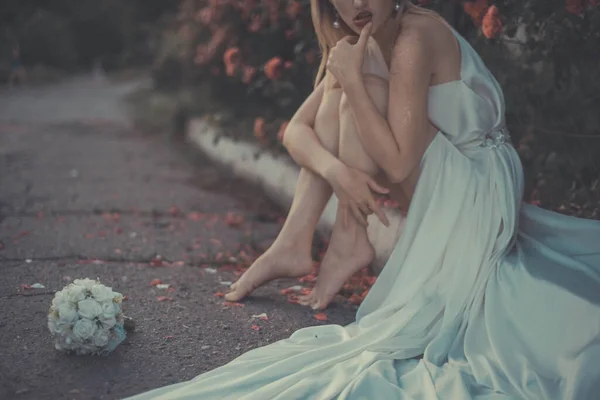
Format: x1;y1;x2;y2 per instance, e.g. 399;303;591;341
479;126;510;149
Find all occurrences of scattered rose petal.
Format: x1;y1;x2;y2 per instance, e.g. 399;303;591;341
20;284;32;290
314;313;328;321
30;283;45;289
157;296;173;302
172;261;185;267
204;267;217;274
251;313;268;321
150;279;162;286
214;292;225;297
164;335;174;339
188;212;204;221
224;213;244;227
280;285;303;295
223;301;244;307
250;325;260;331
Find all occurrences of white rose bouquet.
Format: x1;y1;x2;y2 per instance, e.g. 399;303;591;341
47;278;130;355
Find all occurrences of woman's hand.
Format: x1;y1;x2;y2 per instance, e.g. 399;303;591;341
326;22;373;89
325;161;390;228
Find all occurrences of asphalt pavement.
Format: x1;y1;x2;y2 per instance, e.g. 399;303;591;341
0;76;356;400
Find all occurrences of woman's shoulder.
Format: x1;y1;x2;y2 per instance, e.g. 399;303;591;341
392;10;459;71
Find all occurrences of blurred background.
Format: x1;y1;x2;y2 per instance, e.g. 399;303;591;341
2;0;599;216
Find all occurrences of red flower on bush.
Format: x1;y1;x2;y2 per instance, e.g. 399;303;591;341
285;28;296;40
242;66;257;83
223;47;242;76
482;5;502;38
254;117;266;141
238;0;259;19
196;7;215;25
566;0;585;14
305;49;316;65
249;14;263;32
277;121;289;141
463;0;489;26
286;1;302;20
264;57;284;80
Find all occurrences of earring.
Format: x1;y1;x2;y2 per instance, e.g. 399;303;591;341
394;0;401;12
333;12;340;29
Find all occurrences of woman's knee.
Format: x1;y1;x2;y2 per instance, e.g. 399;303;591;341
340;74;388;116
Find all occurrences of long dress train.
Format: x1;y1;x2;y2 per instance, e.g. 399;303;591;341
125;27;600;400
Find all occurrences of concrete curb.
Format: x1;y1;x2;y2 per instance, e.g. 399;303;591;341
187;118;405;273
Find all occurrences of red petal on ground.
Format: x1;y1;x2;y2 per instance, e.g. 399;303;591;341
149;257;167;267
214;292;225;297
188;211;204;221
20;284;32;290
348;293;363;305
157;296;173;301
210;238;222;246
314;313;328;321
298;274;317;283
215;252;224;261
299;287;311;295
251;325;260;331
37;211;45;219
150;279;162;286
84;233;94;239
168;287;176;293
223;301;245;307
224;213;245;227
168;206;181;216
287;294;300;304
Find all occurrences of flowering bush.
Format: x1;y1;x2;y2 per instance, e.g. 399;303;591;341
156;0;599;148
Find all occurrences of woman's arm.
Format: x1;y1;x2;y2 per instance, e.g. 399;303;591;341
342;24;435;183
282;79;343;181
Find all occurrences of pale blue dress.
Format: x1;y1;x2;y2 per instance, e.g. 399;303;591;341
125;27;600;399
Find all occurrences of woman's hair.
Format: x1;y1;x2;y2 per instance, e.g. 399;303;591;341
309;0;440;87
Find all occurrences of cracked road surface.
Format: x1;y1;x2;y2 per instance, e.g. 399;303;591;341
0;76;355;399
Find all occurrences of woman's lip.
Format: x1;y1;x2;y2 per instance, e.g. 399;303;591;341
353;16;372;27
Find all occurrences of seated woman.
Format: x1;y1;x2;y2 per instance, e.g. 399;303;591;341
127;0;600;399
225;6;422;310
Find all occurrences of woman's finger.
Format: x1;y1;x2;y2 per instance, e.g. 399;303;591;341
367;178;390;194
369;199;390;227
358;202;371;215
351;203;368;226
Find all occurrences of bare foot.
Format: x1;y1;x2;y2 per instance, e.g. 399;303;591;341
298;224;374;310
224;244;314;301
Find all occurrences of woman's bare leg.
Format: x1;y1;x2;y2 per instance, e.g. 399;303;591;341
299;75;389;310
225;82;343;301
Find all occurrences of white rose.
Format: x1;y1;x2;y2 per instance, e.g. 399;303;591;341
101;302;116;319
73;278;96;290
77;298;102;320
99;316;117;328
66;285;86;303
72;319;96;341
52;290;67;308
57;304;78;324
91;284;114;303
92;330;110;347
